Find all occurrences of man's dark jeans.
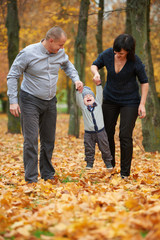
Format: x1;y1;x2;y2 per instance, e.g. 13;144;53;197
19;90;57;183
102;102;138;176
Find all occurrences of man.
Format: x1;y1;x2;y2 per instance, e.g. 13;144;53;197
7;26;83;183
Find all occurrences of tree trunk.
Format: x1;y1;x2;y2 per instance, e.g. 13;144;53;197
125;0;132;34
126;0;160;151
96;0;105;87
68;0;90;137
0;93;7;113
66;76;71;114
6;0;21;133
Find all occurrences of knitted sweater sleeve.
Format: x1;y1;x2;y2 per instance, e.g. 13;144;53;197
95;85;103;105
135;55;148;84
76;91;84;109
92;48;113;70
92;52;105;69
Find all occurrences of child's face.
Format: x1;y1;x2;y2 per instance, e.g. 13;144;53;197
83;94;95;106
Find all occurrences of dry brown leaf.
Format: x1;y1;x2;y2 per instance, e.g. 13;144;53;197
0;114;160;239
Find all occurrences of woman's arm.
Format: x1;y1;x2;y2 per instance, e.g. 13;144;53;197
91;65;101;85
138;83;149;119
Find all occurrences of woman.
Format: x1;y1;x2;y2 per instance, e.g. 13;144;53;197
91;34;149;178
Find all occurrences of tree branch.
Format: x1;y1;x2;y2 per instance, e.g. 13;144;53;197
44;7;127;19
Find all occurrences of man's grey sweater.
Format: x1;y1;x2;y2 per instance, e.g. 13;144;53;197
7;41;79;104
76;85;104;132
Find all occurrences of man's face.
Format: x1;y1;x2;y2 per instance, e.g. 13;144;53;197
49;34;67;53
83;94;95;106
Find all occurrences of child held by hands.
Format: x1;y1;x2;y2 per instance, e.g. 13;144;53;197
76;82;113;171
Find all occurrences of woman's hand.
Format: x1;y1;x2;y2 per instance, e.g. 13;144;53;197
138;104;146;119
93;72;101;85
91;65;101;85
138;83;149;119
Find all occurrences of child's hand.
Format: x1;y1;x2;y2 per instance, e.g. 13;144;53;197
95;81;101;86
93;72;101;85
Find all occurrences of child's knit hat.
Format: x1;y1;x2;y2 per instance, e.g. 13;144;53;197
82;86;95;99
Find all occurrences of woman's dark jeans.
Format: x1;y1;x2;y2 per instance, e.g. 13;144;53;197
102;102;138;176
19;90;57;183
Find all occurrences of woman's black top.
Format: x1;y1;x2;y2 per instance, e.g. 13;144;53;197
92;48;148;106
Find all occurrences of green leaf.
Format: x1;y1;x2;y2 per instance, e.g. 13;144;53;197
33;230;54;238
140;230;149;238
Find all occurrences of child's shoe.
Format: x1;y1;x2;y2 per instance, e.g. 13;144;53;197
86;163;93;170
121;175;128;180
105;161;113;172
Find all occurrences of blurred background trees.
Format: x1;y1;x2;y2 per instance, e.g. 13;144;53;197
126;0;160;151
6;0;21;133
68;0;90;137
0;0;159;149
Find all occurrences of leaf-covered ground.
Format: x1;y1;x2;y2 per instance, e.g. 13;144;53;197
0;113;160;240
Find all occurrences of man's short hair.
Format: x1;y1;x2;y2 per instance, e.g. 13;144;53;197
46;26;66;40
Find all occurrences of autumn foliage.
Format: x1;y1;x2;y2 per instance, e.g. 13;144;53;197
0;113;160;240
0;1;160;237
0;0;160;96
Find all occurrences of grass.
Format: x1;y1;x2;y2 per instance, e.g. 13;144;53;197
57;103;68;114
57;107;68;114
61;176;79;183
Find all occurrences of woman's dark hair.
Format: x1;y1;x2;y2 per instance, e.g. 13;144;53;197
113;34;136;61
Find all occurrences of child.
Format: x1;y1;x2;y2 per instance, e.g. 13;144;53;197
76;84;113;171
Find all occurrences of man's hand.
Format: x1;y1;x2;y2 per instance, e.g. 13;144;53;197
75;80;83;93
10;103;21;117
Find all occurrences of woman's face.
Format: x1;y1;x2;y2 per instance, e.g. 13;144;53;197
114;48;128;60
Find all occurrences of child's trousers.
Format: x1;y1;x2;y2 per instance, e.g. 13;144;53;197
84;129;112;166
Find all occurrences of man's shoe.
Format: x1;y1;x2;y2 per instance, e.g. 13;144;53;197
105;161;113;172
85;163;93;170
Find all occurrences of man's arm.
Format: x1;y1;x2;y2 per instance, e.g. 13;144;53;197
7;50;27;117
61;54;83;92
